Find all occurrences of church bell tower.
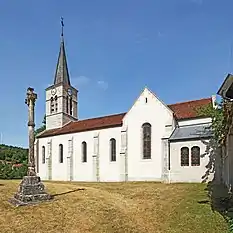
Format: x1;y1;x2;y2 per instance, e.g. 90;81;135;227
45;19;78;130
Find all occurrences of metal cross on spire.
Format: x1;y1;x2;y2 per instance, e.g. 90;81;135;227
54;17;71;85
61;17;64;37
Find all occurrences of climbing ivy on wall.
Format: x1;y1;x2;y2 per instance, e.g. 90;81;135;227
197;98;226;146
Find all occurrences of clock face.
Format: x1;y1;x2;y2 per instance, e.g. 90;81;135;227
51;88;56;96
67;88;72;96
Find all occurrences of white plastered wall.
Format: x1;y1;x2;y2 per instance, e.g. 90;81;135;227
123;88;175;181
169;139;214;183
37;126;122;182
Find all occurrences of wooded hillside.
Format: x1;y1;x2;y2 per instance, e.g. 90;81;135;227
0;144;28;179
0;144;28;163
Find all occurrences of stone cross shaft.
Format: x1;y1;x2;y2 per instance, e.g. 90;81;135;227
25;87;37;176
8;87;52;206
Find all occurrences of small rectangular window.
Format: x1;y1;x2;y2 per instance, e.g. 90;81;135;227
145;97;148;103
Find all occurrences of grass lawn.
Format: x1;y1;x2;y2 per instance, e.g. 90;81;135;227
0;180;228;233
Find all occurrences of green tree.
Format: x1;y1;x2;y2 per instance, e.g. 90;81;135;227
197;99;225;146
35;114;46;136
0;144;28;179
196;99;226;183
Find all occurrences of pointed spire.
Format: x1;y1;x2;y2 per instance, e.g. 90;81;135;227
54;17;71;86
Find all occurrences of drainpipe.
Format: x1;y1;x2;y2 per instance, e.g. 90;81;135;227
168;140;171;184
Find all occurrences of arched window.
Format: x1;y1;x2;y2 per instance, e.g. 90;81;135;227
82;141;87;162
110;138;116;162
42;146;45;164
142;123;151;159
181;147;189;166
69;97;73;115
54;95;58;112
59;144;63;163
50;97;54;114
191;146;200;166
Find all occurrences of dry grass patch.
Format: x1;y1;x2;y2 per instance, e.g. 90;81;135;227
0;180;228;233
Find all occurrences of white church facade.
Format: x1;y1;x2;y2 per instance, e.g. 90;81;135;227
35;32;214;183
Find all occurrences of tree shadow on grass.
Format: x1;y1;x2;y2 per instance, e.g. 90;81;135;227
52;188;85;198
197;200;209;204
205;181;232;214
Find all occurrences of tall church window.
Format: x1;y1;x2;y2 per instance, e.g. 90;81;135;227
50;97;54;114
191;146;200;166
54;95;58;112
59;144;63;163
181;147;189;166
110;138;116;162
69;97;73;115
42;146;45;164
142;123;151;159
82;141;87;162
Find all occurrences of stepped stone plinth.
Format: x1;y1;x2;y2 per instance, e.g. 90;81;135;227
9;176;52;206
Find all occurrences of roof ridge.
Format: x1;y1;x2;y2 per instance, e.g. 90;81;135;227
72;98;211;124
74;112;126;123
179;122;211;128
168;97;211;106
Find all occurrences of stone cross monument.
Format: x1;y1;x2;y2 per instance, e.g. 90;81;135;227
9;87;52;206
25;87;37;176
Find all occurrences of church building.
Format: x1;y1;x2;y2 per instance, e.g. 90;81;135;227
35;30;214;183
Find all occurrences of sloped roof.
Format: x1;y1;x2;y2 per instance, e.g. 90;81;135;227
37;97;212;138
169;123;212;141
168;97;211;120
217;73;233;100
38;113;125;138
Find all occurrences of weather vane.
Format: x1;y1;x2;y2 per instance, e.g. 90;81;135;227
61;17;64;37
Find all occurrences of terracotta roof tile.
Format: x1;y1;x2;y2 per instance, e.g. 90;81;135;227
168;97;212;120
37;97;212;138
38;113;126;138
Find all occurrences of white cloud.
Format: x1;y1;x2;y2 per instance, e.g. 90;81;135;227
157;31;163;37
43;75;108;92
135;33;149;44
97;80;108;90
73;76;90;87
71;75;91;88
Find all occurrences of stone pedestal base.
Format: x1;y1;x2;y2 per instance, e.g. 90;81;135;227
9;176;53;206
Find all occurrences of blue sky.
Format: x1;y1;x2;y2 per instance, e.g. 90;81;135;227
0;0;232;148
